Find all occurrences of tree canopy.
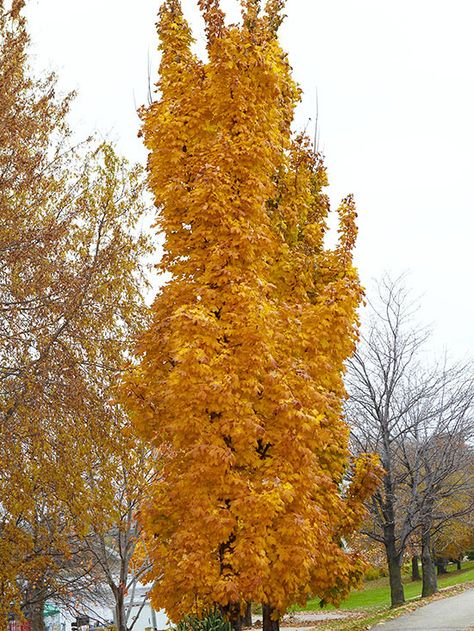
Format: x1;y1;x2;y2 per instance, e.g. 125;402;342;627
121;1;381;626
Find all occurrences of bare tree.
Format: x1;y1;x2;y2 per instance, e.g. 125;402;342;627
74;451;155;631
398;373;474;596
346;275;474;606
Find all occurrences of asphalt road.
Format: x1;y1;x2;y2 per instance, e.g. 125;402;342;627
371;588;474;630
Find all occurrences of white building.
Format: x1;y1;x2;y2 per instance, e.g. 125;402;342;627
44;585;171;631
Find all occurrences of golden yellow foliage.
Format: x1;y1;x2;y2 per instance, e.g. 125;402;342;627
122;0;381;624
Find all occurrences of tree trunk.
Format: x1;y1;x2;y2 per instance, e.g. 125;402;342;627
221;604;242;631
23;583;46;631
456;558;462;571
262;605;279;631
24;596;46;631
114;586;128;631
411;555;421;581
384;525;405;607
421;527;437;597
29;605;46;631
436;559;448;575
243;603;252;627
381;467;405;607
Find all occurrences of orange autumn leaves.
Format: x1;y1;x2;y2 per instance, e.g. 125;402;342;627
121;0;381;623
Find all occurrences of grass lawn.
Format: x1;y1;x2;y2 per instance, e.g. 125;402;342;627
303;560;474;611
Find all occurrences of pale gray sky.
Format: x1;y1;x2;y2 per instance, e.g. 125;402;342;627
26;0;474;357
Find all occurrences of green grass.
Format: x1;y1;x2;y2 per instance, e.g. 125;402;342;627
303;561;474;611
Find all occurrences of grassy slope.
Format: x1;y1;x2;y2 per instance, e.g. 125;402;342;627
303;561;474;611
322;581;474;631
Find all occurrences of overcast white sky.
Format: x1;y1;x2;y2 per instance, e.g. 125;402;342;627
25;0;474;357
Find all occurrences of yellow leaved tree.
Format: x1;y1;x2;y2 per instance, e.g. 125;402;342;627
0;1;151;626
121;2;381;630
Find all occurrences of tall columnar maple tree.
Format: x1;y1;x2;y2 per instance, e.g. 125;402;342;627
122;1;380;628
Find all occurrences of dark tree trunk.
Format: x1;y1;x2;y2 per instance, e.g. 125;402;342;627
243;603;252;627
380;464;405;607
384;524;405;607
421;527;437;597
411;555;421;581
221;604;242;631
262;605;279;631
28;605;46;631
436;559;448;575
456;558;462;571
114;586;127;631
231;613;243;631
231;617;243;631
24;592;46;631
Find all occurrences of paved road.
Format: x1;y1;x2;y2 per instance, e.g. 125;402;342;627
371;588;474;630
